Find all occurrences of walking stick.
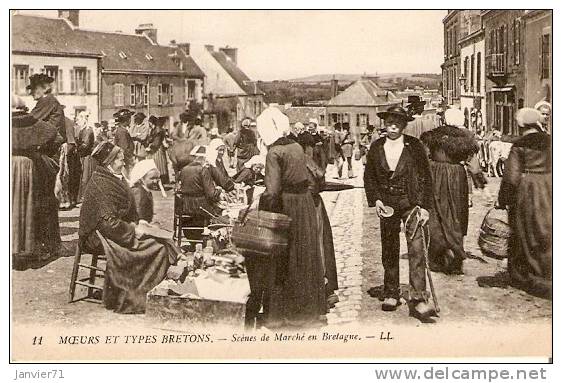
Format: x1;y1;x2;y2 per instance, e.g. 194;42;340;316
409;210;440;315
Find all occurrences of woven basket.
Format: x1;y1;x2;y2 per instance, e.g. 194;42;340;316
478;208;511;259
231;209;292;256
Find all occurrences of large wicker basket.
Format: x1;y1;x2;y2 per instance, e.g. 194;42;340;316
231;209;292;256
478;208;511;259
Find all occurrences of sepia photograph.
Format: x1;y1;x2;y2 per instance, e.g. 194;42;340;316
9;8;553;364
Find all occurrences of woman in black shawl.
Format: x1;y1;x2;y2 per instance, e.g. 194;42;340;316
420;108;479;275
12;95;62;267
498;108;551;299
79;141;179;314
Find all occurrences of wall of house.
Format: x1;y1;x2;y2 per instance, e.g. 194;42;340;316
442;11;461;106
325;105;396;139
483;10;526;135
12;53;99;121
460;37;487;132
100;73;203;126
524;11;552;108
190;45;246;96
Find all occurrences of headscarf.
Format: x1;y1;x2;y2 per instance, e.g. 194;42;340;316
444;108;465;127
256;106;291;146
128;159;158;186
207;138;226;164
516;108;542;131
244;155;266;169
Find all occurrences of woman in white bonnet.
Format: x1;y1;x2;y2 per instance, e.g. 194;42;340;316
129;159;160;223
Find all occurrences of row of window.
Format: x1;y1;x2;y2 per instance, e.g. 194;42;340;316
462;52;482;94
113;80;197;107
12;65;91;96
329;113;369;126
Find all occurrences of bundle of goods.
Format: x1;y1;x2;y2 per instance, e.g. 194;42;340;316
478;207;511;259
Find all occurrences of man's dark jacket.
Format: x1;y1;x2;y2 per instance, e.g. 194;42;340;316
364;134;433;210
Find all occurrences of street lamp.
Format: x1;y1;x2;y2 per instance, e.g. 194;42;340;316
458;74;467;92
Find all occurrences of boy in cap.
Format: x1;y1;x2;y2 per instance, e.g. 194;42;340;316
364;106;435;322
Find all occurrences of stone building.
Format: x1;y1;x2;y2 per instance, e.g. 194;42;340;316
523;10;552;110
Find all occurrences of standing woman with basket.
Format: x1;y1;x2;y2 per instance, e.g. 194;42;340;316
256;108;326;328
498;108;552;299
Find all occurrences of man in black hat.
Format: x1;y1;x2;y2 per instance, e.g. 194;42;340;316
112;109;135;172
28;74;74;146
364;105;435;322
405;95;426;117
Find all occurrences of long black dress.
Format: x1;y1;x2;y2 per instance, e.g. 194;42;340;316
259;137;326;327
12;112;61;266
420;126;479;273
498;132;552;298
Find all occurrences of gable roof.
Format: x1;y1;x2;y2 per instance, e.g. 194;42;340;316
327;77;398;106
210;50;264;95
12;14;204;78
12;14;101;58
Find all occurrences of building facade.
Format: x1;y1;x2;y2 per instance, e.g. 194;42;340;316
74;24;205;125
326;77;400;138
190;45;265;132
482;10;526;135
458;10;487;132
12;13;101;121
442;11;461;106
523;10;552;109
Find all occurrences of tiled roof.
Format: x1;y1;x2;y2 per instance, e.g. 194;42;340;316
210;50;264;95
12;14;204;77
12;14;100;57
284;106;326;125
327;78;398;106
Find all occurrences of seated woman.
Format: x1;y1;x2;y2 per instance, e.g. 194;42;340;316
233;155;265;202
129;159;160;223
79;141;179;314
207;138;235;193
177;145;226;218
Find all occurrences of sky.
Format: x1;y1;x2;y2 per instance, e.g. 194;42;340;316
18;10;446;81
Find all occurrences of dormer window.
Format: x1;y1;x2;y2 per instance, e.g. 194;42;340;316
119;51;127;59
145;54;153;60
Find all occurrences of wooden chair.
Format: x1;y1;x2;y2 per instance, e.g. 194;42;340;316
173;192;209;248
68;231;106;303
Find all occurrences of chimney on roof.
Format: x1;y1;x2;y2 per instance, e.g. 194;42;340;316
330;76;338;98
219;46;238;64
135;23;157;44
177;43;190;55
58;10;79;27
205;45;215;52
170;39;177;47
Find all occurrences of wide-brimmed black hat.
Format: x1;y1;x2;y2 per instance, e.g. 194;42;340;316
377;106;415;122
407;95;426;105
26;74;54;91
113;109;134;123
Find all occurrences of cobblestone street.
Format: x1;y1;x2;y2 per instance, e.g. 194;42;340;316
12;159;552;330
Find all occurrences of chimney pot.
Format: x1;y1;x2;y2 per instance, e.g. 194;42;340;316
330;77;338;98
219;47;238;64
58;10;79;27
135;23;157;44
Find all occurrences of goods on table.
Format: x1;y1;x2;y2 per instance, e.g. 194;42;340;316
478;207;511;259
